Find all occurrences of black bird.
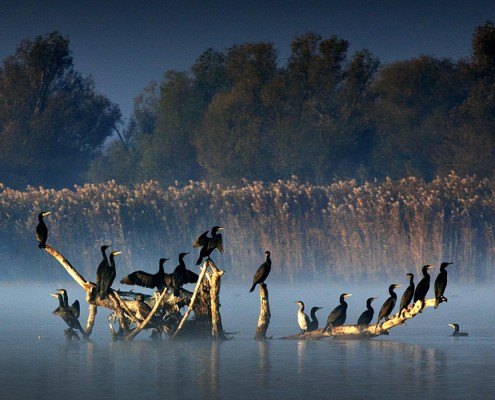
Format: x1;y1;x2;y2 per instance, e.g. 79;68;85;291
51;292;88;339
120;257;170;291
308;306;323;332
96;250;121;300
434;262;452;309
249;251;272;293
36;211;51;248
377;284;401;325
325;293;352;331
413;265;434;305
399;273;415;316
92;245;109;299
57;288;80;319
195;226;224;265
295;301;310;333
172;253;199;294
448;323;469;337
357;297;377;326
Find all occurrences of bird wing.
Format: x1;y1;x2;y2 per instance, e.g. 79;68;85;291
208;236;223;253
71;300;80;319
193;231;209;248
120;270;155;288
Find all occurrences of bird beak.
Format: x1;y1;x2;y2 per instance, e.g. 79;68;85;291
344;294;352;298
50;293;58;298
44;211;52;216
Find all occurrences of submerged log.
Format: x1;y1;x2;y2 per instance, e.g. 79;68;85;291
282;298;440;340
254;283;271;341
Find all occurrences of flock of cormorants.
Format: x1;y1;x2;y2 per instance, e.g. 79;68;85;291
292;262;459;334
37;211;467;339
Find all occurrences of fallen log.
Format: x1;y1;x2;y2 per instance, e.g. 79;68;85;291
281;298;440;340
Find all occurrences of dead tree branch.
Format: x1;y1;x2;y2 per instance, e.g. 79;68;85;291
282;298;439;340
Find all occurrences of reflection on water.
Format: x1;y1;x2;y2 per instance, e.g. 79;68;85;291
1;283;495;399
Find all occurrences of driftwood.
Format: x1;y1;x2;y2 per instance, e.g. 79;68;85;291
43;244;225;340
172;259;228;340
282;298;440;340
254;283;271;340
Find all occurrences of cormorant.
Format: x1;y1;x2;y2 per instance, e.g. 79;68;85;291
36;211;51;248
325;293;352;331
249;250;272;293
57;288;80;319
195;226;224;265
399;273;415;316
377;284;401;325
434;262;452;309
357;297;377;326
172;252;199;294
295;301;310;333
51;293;88;338
308;306;323;332
448;323;469;337
96;250;121;300
413;265;434;304
132;293;153;321
120;257;169;291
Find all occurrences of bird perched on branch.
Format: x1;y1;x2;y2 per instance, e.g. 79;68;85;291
399;273;415;316
414;265;434;305
96;250;121;300
308;306;323;332
120;257;170;291
434;262;452;309
325;293;352;331
57;288;80;319
36;211;51;248
377;284;401;325
194;226;224;265
51;292;88;339
357;297;377;326
172;252;199;294
249;250;271;293
295;301;310;333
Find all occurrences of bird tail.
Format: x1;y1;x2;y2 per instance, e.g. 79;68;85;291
196;256;202;265
38;243;44;249
249;284;256;293
434;297;439;309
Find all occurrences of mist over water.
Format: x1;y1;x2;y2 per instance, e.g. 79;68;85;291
1;281;494;399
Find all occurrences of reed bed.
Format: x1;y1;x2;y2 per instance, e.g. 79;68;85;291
1;172;494;283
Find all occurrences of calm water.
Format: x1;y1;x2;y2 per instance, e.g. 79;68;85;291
1;281;493;399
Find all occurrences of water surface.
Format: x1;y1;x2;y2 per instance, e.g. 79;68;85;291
1;282;492;399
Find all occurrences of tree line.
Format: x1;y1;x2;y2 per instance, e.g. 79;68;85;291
0;22;494;189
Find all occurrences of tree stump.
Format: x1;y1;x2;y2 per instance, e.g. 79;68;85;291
254;283;271;341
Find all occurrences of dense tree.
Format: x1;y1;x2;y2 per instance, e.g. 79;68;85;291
56;24;495;187
194;42;278;182
0;32;121;188
370;56;464;180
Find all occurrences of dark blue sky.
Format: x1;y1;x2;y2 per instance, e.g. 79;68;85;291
1;1;494;119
